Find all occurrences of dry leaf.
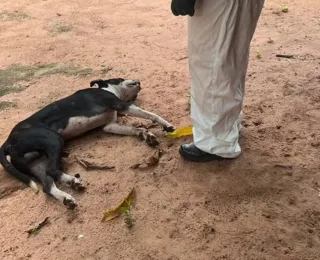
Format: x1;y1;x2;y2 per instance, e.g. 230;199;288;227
131;149;162;169
102;187;136;222
26;217;50;237
75;157;115;171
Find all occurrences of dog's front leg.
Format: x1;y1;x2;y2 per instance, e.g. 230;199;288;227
123;105;175;132
103;123;159;147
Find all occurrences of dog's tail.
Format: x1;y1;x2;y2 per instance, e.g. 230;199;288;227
0;141;39;193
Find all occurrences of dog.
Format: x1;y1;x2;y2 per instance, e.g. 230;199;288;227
0;78;175;209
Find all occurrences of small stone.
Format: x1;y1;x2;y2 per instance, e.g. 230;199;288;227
308;228;314;234
288;198;296;205
284;249;290;254
262;213;271;219
253;119;263;126
167;142;174;148
78;234;85;239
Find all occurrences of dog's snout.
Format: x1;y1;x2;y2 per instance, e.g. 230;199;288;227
127;80;141;90
135;80;141;90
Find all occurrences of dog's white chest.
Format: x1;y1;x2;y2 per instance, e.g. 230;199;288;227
58;113;113;139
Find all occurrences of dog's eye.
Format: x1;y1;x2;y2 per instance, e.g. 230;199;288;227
127;81;140;88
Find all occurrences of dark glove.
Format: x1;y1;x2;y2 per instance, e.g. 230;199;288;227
171;0;196;16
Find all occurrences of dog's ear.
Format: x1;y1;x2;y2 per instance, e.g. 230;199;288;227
90;79;107;88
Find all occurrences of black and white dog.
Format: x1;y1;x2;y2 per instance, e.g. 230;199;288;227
0;78;175;209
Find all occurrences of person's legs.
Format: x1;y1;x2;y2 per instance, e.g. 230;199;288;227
180;0;265;161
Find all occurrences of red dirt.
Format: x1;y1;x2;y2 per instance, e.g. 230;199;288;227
0;1;319;259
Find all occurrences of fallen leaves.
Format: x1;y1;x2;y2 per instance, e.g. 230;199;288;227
276;54;294;59
256;51;262;59
102;187;136;228
64;147;164;173
166;126;193;138
26;217;50;237
130;149;162;169
281;5;289;13
267;37;274;44
75;157;115;171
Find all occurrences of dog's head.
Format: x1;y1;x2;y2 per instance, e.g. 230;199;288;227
90;78;141;102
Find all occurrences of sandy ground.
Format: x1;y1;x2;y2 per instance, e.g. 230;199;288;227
0;0;320;259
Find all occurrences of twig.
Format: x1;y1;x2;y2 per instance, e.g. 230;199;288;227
177;56;188;61
75;157;115;171
276;54;294;59
274;164;293;169
130;149;162;169
26;217;50;236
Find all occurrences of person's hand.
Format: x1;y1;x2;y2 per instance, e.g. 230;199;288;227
171;0;196;17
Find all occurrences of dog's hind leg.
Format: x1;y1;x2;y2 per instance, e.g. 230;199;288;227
59;173;85;191
29;158;77;209
29;155;85;192
5;153;39;193
42;175;77;209
24;151;41;162
103;123;159;147
9;152;39;192
49;181;77;209
40;136;86;191
41;134;66;182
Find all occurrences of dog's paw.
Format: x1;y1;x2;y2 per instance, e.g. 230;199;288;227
70;175;86;192
63;195;77;210
163;125;175;133
138;130;159;147
146;132;159;147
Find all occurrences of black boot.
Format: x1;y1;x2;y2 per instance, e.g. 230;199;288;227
179;143;230;162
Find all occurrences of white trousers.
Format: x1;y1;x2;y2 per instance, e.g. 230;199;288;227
188;0;265;158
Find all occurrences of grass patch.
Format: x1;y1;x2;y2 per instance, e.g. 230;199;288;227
0;63;93;98
0;11;30;22
0;63;93;88
100;66;113;75
0;101;17;111
0;86;26;97
51;22;73;34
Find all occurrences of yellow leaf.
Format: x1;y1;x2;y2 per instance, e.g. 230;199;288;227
166;126;193;138
102;187;136;222
102;208;122;222
281;5;289;13
256;52;262;59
